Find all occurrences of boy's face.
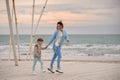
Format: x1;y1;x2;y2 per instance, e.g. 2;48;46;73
38;41;43;45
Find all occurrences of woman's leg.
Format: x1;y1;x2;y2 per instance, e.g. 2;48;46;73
56;46;61;69
32;58;37;71
50;53;57;69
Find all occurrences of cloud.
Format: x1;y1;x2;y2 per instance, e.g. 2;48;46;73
0;0;120;34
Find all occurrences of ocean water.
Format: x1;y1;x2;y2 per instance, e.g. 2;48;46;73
0;34;120;59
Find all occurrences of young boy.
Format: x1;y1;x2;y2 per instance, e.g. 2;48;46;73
32;38;45;74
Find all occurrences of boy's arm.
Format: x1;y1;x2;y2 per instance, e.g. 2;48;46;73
41;47;46;50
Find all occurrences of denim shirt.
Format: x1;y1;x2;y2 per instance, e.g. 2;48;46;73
47;29;69;47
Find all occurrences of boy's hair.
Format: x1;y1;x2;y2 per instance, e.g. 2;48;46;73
37;38;44;42
35;38;44;48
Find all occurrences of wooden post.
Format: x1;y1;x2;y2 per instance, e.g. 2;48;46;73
6;0;18;66
12;0;21;60
26;35;35;60
26;0;35;61
8;37;12;61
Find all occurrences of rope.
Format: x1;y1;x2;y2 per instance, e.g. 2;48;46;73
33;0;48;35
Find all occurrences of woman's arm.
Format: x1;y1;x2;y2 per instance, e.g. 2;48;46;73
45;30;58;49
64;31;69;41
47;30;58;46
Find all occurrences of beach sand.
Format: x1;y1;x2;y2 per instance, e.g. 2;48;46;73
0;60;120;80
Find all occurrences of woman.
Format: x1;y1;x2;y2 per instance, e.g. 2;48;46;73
45;21;69;73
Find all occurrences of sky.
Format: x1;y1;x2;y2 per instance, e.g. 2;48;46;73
0;0;120;34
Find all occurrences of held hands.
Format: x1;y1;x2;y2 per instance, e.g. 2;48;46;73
44;40;69;49
42;45;48;50
44;45;48;49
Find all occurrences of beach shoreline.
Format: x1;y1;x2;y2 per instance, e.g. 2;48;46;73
1;59;120;64
1;55;120;63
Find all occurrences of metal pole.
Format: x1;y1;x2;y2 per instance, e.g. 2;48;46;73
6;0;18;66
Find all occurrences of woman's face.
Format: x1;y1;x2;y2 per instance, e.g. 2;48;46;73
57;24;63;31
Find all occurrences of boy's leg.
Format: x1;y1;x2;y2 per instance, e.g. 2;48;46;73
38;58;43;72
32;58;37;72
